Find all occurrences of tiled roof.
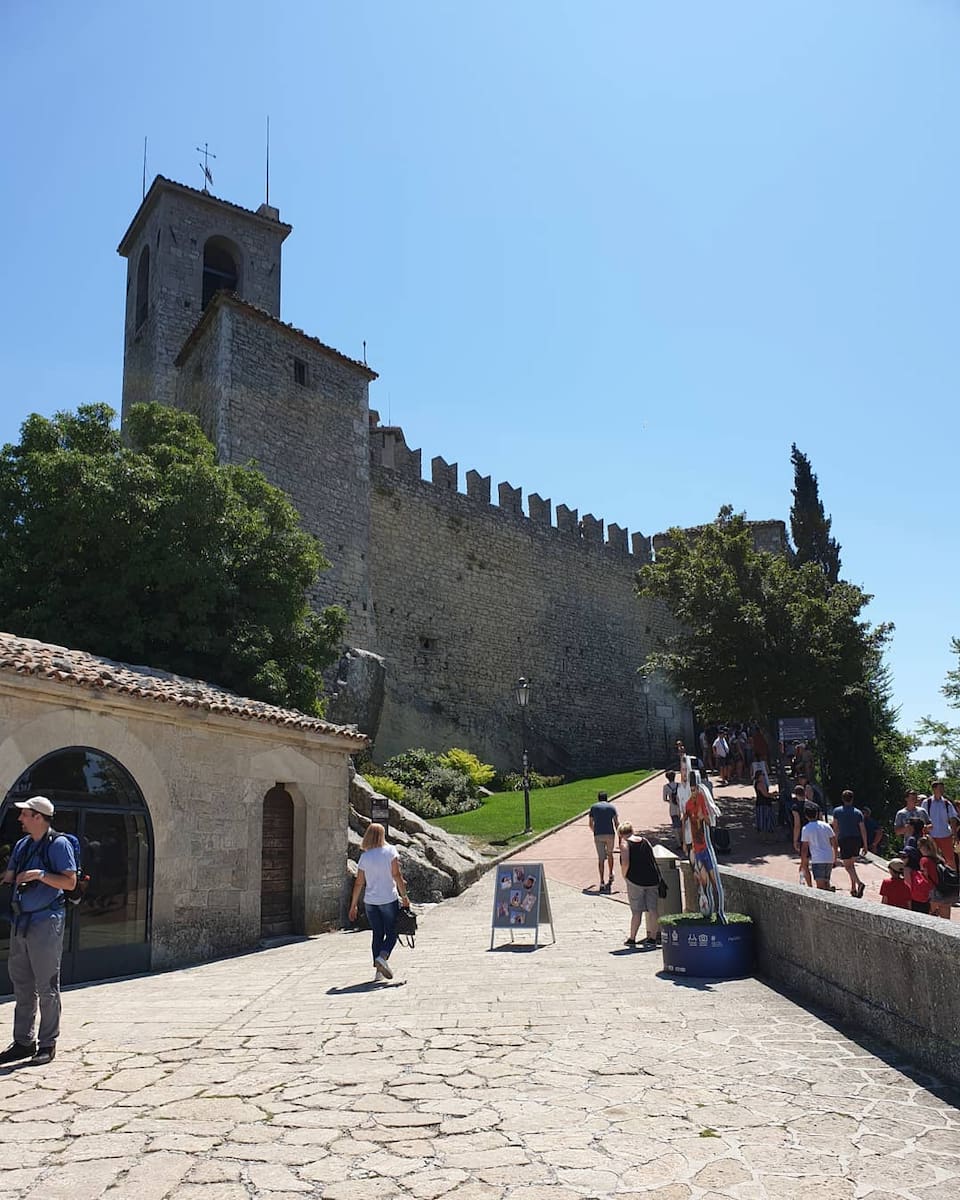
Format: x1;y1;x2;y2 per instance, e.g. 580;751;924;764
175;291;378;380
117;175;292;256
0;633;367;744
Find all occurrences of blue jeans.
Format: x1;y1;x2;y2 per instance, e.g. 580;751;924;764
365;900;400;963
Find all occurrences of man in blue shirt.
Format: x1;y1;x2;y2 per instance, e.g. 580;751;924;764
0;796;77;1065
588;791;619;893
830;789;868;898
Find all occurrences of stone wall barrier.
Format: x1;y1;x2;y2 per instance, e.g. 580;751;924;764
718;866;960;1086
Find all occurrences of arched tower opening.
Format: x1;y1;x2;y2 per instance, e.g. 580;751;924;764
202;236;241;310
135;245;150;329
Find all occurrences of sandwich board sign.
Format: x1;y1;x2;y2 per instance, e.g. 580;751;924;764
490;862;556;948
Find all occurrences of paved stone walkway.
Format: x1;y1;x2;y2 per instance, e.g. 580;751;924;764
2;877;958;1198
529;774;958;921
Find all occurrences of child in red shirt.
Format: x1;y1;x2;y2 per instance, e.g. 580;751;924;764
879;859;911;910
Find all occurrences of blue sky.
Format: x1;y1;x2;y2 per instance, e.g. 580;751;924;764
1;1;957;755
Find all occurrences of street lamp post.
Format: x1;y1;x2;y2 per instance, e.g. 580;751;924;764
514;677;531;834
640;671;651;769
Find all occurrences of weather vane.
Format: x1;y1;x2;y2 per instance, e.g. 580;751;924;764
196;142;217;192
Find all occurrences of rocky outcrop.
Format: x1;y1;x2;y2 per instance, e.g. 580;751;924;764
345;771;488;914
325;647;386;739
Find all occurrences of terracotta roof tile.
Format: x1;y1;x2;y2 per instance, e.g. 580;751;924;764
0;633;367;744
174;291;378;380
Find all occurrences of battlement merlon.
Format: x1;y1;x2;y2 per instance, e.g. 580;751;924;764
368;413;662;560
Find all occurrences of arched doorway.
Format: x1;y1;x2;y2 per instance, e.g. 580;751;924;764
0;748;153;992
260;785;294;938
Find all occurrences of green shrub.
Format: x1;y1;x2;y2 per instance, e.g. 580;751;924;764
500;770;565;792
438;747;496;790
382;748;441;790
363;775;406;805
658;912;752;926
399;790;445;819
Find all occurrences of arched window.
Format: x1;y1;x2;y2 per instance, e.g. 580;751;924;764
135;245;150;329
202;237;240;309
0;747;153;989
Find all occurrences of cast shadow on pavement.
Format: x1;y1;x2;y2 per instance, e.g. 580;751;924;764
326;980;408;995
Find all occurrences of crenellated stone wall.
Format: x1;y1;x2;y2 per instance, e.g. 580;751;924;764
367;417;690;773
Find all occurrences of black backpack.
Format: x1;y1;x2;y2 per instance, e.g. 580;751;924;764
712;827;732;854
936;859;960;897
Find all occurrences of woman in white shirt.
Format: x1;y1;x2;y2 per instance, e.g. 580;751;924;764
348;823;410;981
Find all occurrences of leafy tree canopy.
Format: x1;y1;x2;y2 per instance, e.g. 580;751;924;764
0;402;346;714
790;443;841;584
637;506;905;805
637;506;877;724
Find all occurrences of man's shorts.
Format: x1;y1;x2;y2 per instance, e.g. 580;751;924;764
838;836;861;861
626;881;659;915
594;834;615;861
811;861;833;882
694;848;713;872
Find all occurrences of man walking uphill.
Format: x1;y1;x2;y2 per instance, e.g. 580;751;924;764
830;789;868;898
0;796;76;1065
589;791;619;893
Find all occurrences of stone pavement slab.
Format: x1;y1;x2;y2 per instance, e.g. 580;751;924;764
1;874;958;1198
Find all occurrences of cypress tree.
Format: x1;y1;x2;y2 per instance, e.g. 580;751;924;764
790;444;841;585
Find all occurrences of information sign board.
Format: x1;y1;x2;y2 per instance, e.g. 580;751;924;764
490;862;556;948
777;716;817;748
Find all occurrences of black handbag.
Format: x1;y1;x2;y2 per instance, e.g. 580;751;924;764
395;904;417;948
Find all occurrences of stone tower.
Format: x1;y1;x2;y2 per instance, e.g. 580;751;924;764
117;176;291;422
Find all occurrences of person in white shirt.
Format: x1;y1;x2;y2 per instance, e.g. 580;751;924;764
799;804;838;891
348;823;411;982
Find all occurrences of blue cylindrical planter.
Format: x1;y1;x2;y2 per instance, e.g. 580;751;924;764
661;922;754;978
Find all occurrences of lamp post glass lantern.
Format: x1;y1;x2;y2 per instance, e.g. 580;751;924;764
515;677;532;834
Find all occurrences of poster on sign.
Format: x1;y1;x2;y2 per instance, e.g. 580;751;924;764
490;863;556;948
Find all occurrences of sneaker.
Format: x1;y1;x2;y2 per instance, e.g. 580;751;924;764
374;957;393;980
0;1041;37;1065
31;1045;55;1066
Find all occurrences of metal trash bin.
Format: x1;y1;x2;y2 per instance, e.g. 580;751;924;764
653;845;684;917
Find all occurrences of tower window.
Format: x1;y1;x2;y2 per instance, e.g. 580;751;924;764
135;245;150;330
293;358;308;387
202;237;239;310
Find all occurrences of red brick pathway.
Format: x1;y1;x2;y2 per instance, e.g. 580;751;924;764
511;771;959;921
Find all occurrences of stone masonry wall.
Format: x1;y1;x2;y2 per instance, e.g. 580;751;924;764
121;181;288;424
368;462;693;775
175;299;376;648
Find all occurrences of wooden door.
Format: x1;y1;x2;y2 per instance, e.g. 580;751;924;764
261;785;294;937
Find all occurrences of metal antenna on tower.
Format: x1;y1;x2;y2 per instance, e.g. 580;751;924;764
196;142;217;192
142;136;148;199
265;116;270;206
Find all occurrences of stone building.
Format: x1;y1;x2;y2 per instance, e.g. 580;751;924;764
117;176;786;775
0;633;364;991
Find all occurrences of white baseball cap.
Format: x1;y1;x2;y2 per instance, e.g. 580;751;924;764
14;796;54;817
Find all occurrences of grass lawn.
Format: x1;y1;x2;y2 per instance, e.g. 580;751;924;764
431;769;654;849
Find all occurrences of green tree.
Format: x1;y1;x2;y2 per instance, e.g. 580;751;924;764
637;506;900;805
790;444;841;584
916;636;960;794
0;402;346;714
